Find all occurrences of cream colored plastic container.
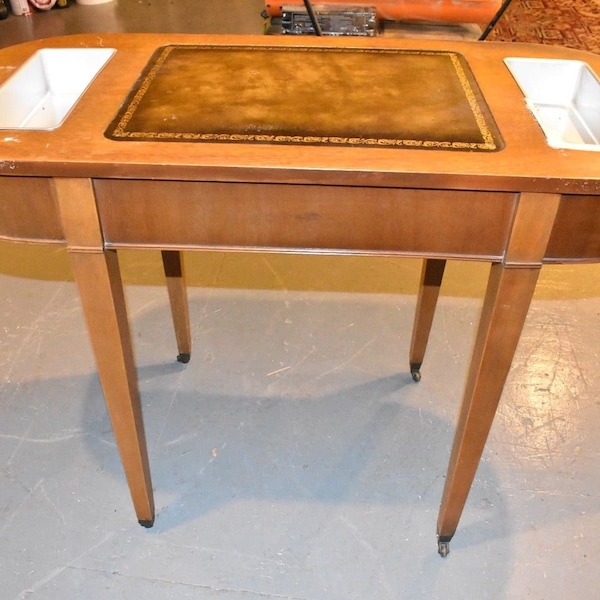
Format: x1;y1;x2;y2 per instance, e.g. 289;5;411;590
505;57;600;151
0;47;115;130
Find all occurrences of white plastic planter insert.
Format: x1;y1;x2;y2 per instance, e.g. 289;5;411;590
0;47;116;130
504;57;600;151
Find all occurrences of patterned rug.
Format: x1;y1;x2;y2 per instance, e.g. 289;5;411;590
485;0;600;54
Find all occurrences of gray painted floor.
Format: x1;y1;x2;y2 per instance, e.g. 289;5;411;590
1;2;600;598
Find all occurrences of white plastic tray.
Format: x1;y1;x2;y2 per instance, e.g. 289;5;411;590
504;57;600;151
0;48;115;130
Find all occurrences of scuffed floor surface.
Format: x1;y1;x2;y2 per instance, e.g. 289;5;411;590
1;1;600;596
1;248;600;600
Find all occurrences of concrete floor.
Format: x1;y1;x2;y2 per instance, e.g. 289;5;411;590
1;2;600;598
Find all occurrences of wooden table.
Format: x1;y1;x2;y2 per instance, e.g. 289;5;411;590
1;34;599;557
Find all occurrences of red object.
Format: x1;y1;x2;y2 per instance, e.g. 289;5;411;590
265;0;502;24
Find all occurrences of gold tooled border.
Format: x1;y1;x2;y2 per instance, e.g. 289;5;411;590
107;45;503;152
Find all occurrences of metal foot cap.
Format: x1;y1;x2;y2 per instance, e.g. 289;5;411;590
138;518;155;528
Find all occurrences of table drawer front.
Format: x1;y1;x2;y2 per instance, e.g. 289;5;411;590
94;180;515;259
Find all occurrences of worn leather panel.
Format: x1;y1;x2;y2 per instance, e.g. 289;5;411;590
106;44;503;151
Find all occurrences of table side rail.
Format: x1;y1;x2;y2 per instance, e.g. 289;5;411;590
545;194;600;262
0;176;65;244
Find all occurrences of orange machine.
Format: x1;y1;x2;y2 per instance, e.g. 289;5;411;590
264;1;502;24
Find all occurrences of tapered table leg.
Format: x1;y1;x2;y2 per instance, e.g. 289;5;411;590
70;250;155;526
435;191;561;557
436;264;541;556
161;250;192;364
53;177;156;526
409;259;446;382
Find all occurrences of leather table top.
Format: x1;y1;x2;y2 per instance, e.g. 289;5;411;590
106;44;503;151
